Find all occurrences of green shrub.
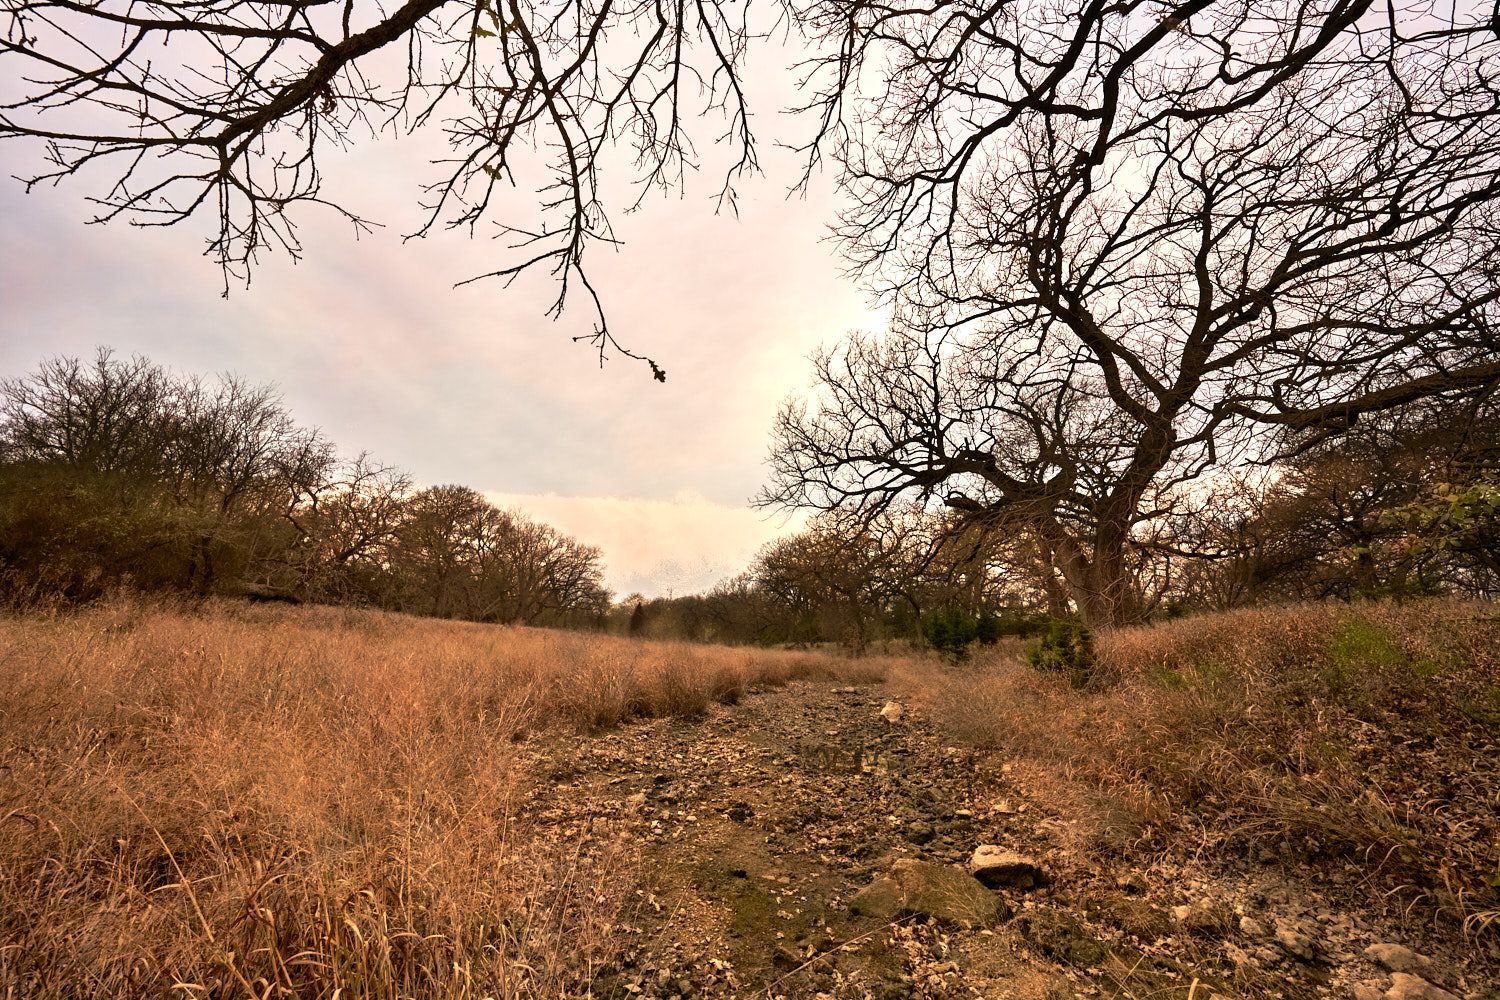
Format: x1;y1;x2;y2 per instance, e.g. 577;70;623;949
1029;619;1095;686
925;608;1054;661
1328;619;1407;673
923;607;978;660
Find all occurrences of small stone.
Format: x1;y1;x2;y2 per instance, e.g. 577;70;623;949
625;792;647;807
879;701;905;723
1351;986;1385;1000
772;945;803;970
1385;974;1459;1000
1239;916;1268;938
1274;922;1316;962
903;821;936;845
1015;908;1107;967
1363;943;1432;975
1172;899;1232;938
969;845;1045;889
1223;942;1256;968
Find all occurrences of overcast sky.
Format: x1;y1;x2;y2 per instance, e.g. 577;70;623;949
0;48;888;598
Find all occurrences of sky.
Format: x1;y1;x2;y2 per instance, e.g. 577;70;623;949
0;41;885;598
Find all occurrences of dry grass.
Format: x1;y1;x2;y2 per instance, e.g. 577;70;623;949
0;596;880;998
907;600;1500;929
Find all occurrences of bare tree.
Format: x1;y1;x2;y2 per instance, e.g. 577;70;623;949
0;348;177;485
287;454;414;599
0;349;336;593
1;0;766;376
766;1;1500;626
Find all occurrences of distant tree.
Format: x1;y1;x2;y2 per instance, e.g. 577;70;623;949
385;484;491;616
754;516;899;653
0;350;176;484
0;350;614;620
0;349;331;596
479;512;609;624
289;456;415;601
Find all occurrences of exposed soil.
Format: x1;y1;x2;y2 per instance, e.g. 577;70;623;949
516;679;1497;1000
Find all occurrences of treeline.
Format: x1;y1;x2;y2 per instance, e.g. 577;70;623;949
620;396;1500;651
0;351;609;625
610;508;1055;652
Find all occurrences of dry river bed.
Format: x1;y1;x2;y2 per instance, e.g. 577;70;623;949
515;680;1495;1000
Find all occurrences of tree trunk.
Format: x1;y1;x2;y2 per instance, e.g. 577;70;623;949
1045;525;1144;630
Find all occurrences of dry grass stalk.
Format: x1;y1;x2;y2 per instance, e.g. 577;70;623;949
0;596;881;998
907;600;1500;928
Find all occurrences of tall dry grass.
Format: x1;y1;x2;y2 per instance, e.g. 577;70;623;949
908;600;1500;929
0;596;879;998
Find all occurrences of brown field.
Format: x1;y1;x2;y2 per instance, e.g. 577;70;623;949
4;597;1497;999
903;600;1500;932
0;597;884;999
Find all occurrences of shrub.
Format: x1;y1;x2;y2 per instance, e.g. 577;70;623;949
923;607;976;659
1028;619;1095;686
923;607;1045;660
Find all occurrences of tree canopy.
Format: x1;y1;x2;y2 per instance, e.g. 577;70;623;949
761;1;1500;624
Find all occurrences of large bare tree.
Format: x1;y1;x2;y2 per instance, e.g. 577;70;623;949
764;1;1500;626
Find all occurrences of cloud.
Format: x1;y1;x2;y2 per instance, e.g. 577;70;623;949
484;491;805;598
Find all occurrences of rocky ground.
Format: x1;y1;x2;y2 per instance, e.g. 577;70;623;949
516;679;1496;1000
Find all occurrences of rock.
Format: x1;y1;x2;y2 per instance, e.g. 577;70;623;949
1364;943;1433;975
1172;899;1233;938
849;877;904;921
625;792;647;807
1351;986;1385;1000
1385;974;1460;1000
903;820;936;845
772;944;803;970
892;858;1008;928
879;701;905;723
1015;908;1108;967
1239;916;1268;938
968;845;1046;889
850;859;1007;928
1273;921;1317;963
1223;942;1257;968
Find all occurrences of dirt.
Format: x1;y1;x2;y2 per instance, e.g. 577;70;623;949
515;679;1497;1000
